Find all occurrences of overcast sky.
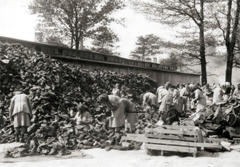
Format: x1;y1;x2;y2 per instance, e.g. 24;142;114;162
1;0;240;85
0;0;176;58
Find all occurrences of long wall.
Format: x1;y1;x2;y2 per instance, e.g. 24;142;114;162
52;55;200;86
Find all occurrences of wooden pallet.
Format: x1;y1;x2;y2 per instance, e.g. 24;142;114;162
121;125;222;157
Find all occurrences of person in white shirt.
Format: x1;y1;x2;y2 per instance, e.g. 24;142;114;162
212;84;224;105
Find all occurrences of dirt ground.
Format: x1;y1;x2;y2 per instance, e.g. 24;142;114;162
0;143;240;167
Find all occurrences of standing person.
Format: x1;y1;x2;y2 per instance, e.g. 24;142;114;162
180;84;190;113
191;84;207;113
203;83;213;104
112;83;121;97
223;82;232;101
172;85;183;115
9;89;32;142
212;84;224;105
158;82;174;124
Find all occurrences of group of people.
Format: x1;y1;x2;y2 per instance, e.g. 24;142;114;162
7;81;240;143
142;81;240;125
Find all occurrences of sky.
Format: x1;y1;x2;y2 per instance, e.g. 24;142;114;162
0;0;175;58
0;0;239;85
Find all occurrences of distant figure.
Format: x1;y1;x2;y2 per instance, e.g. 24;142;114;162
73;104;92;134
9;90;32;142
232;84;240;101
212;84;224;105
120;85;128;98
158;83;173;121
191;84;207;112
223;82;232;101
180;84;191;112
112;83;121;97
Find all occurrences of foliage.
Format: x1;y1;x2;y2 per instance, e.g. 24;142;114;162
131;0;212;85
209;0;240;82
130;34;161;61
29;0;124;49
91;24;120;56
160;53;183;71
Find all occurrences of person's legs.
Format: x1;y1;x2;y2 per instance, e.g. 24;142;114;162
14;127;20;142
20;126;27;143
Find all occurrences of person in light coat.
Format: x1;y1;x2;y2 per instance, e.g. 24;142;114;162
97;94;138;134
9;90;32;142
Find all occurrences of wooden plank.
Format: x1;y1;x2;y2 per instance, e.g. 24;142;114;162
204;137;232;143
145;128;198;136
229;132;240;138
160;125;196;130
145;144;197;153
145;134;197;142
126;134;145;138
122;136;222;149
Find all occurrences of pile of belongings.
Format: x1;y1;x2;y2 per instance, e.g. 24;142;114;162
185;99;240;142
0;42;158;157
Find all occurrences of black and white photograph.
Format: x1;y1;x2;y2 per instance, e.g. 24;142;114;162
0;0;240;167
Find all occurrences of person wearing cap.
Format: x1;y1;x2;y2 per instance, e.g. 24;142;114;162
9;90;32;142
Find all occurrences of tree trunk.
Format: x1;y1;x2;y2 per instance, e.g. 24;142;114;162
75;38;79;50
225;46;234;82
199;28;207;85
199;0;207;86
225;0;240;83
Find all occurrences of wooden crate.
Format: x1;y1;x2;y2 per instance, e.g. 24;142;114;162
121;125;222;157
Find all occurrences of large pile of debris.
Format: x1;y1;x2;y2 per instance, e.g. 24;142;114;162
0;42;157;157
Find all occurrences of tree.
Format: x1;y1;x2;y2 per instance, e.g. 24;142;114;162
160;53;183;71
130;34;161;61
212;0;240;83
45;36;69;47
29;0;124;50
91;25;120;55
132;0;209;85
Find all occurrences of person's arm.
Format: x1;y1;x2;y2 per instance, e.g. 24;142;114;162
193;90;200;102
27;96;33;118
9;98;15;121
